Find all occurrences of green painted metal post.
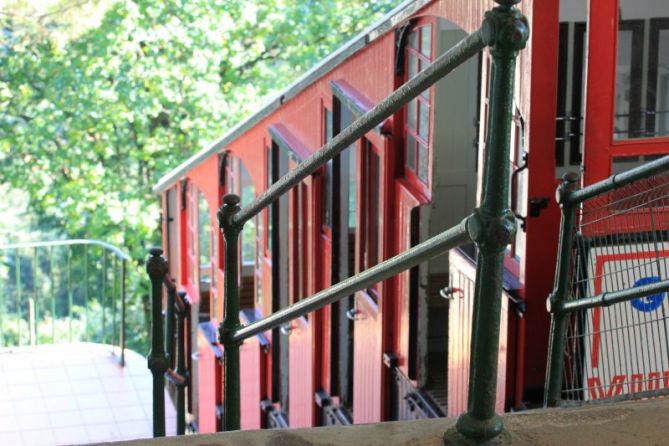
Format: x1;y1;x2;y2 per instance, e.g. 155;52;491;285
165;280;176;370
147;248;168;437
31;247;38;346
218;194;243;431
0;253;3;346
102;249;107;344
50;246;56;342
113;255;118;350
121;259;127;366
84;245;88;336
67;247;72;342
15;249;21;345
176;290;188;435
445;1;528;444
544;172;580;407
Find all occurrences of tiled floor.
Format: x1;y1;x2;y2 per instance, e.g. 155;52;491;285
0;343;176;445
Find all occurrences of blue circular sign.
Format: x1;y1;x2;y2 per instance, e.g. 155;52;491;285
630;276;666;312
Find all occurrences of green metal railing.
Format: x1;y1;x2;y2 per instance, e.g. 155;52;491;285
149;0;528;442
146;255;191;438
545;155;669;407
0;239;128;365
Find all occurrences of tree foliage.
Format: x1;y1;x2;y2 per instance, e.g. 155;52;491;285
0;0;397;350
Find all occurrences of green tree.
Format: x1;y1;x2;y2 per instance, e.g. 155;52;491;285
0;0;397;351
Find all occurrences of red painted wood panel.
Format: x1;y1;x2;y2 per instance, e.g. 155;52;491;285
240;335;263;429
353;291;383;423
288;316;315;427
447;249;507;417
197;330;218;433
394;183;421;378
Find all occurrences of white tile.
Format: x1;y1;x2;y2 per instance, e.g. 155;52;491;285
53;425;89;445
17;412;52;430
85;423;120;442
0;414;18;432
80;407;114;425
46;395;78;412
76;394;108;410
48;409;83;428
0;431;22;445
112;405;146;423
13;398;47;415
20;428;56;446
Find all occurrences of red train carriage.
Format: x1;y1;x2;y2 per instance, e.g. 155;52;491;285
155;0;669;431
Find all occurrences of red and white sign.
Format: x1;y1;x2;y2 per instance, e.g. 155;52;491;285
583;243;669;400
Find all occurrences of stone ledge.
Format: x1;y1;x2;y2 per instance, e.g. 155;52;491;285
93;397;669;446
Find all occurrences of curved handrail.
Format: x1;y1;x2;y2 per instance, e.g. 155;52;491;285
0;239;130;260
0;238;128;366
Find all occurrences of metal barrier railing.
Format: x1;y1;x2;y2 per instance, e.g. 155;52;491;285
0;239;128;365
148;1;528;442
146;257;191;438
545;155;669;407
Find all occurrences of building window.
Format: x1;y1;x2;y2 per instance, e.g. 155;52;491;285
405;24;432;183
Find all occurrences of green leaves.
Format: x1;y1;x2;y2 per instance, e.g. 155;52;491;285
0;0;397;350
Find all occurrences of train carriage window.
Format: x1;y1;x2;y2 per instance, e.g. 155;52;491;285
240;163;256;267
198;192;212;313
362;140;381;300
186;183;198;288
266;146;273;256
405;24;433;184
323;108;334;232
614;1;669;140
649;18;669;137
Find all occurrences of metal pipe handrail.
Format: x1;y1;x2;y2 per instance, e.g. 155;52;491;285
231;28;486;227
0;239;130;261
233;217;471;343
566;155;669;205
559;278;669;314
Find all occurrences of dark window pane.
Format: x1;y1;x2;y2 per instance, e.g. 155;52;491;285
418;100;429;141
408;30;418;49
323;160;333;228
368;148;380;269
418;143;429;182
408;52;418;80
406;133;416;171
420;25;432;58
408;99;417;130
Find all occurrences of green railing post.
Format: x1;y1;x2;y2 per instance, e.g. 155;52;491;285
102;249;107;344
218;194;243;431
121;258;126;366
15;249;21;345
31;247;38;347
176;290;188;435
84;245;89;336
113;256;118;350
67;246;72;342
544;172;580;407
0;253;3;347
50;246;55;342
445;1;528;444
165;278;176;369
147;247;168;437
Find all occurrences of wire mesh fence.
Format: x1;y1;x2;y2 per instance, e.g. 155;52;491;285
553;170;669;405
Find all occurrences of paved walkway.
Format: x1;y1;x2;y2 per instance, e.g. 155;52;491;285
0;343;175;445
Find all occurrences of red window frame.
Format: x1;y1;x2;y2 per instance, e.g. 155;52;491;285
584;0;669;187
403;21;434;194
